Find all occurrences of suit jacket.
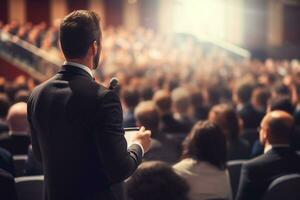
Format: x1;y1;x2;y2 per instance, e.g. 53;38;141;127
0;147;15;176
27;65;143;200
0;132;30;155
0;168;18;200
238;103;265;129
236;147;300;200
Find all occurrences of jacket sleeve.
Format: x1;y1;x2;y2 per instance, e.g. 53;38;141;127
27;94;42;162
93;90;143;184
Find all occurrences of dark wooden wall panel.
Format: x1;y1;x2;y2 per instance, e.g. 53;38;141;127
26;0;50;24
103;0;123;27
67;0;89;12
283;4;300;46
0;0;8;24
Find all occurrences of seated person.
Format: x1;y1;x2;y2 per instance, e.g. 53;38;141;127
236;111;300;200
153;90;187;134
0;93;10;134
209;104;250;160
0;147;14;176
134;101;180;164
24;145;43;176
126;161;189;200
121;87;139;128
173;121;232;200
0;102;30;155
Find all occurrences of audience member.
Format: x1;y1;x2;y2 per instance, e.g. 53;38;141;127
0;147;15;176
171;87;193;133
13;89;30;103
24;145;43;176
173;121;231;200
238;87;269;129
121;87;139;128
190;89;208;121
209;104;250;160
234;83;254;113
126;161;189;200
134;101;180;163
236;111;300;200
0;93;10;133
153;90;186;133
0;102;30;155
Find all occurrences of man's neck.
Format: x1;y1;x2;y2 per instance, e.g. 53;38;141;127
264;142;290;153
66;59;92;70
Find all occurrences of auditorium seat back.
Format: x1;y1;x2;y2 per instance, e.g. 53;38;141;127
227;160;246;200
15;175;44;200
13;155;28;177
263;174;300;200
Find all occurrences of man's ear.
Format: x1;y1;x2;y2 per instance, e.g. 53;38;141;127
264;127;270;142
92;41;98;55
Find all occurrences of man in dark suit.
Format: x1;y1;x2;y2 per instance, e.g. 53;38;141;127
236;111;300;200
27;10;151;200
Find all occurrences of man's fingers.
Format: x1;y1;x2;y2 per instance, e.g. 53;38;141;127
139;126;145;132
143;130;151;137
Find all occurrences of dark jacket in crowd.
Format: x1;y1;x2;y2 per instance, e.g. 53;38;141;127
236;147;300;200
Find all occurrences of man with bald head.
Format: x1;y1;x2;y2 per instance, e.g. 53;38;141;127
0;102;30;155
236;111;300;200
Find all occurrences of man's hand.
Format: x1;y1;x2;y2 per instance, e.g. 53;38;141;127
131;126;151;153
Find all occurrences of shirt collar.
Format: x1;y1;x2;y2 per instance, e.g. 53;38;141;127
63;61;94;78
264;144;290;153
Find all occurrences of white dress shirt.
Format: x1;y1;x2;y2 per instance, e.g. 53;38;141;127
63;61;94;78
173;158;232;200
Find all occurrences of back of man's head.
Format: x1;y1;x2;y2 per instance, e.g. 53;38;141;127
261;111;294;145
237;83;253;104
121;87;139;110
126;161;189;200
268;97;294;115
0;93;10;119
7;102;29;133
153;90;172;114
171;87;190;114
60;10;101;59
251;87;271;111
134;101;159;134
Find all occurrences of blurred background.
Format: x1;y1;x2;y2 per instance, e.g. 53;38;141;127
0;0;300;81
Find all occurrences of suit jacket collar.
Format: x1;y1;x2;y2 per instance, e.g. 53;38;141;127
265;146;293;156
59;65;94;80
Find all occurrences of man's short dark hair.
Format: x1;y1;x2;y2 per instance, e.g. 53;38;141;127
126;161;189;200
121;87;139;109
60;10;101;59
237;84;253;104
269;97;294;115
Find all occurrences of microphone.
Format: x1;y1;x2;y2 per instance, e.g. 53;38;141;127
108;77;120;95
109;77;119;90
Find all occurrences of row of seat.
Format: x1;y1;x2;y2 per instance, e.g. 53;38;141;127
12;173;300;200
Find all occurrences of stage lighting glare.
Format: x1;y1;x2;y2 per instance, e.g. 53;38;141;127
128;0;137;4
173;0;226;39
